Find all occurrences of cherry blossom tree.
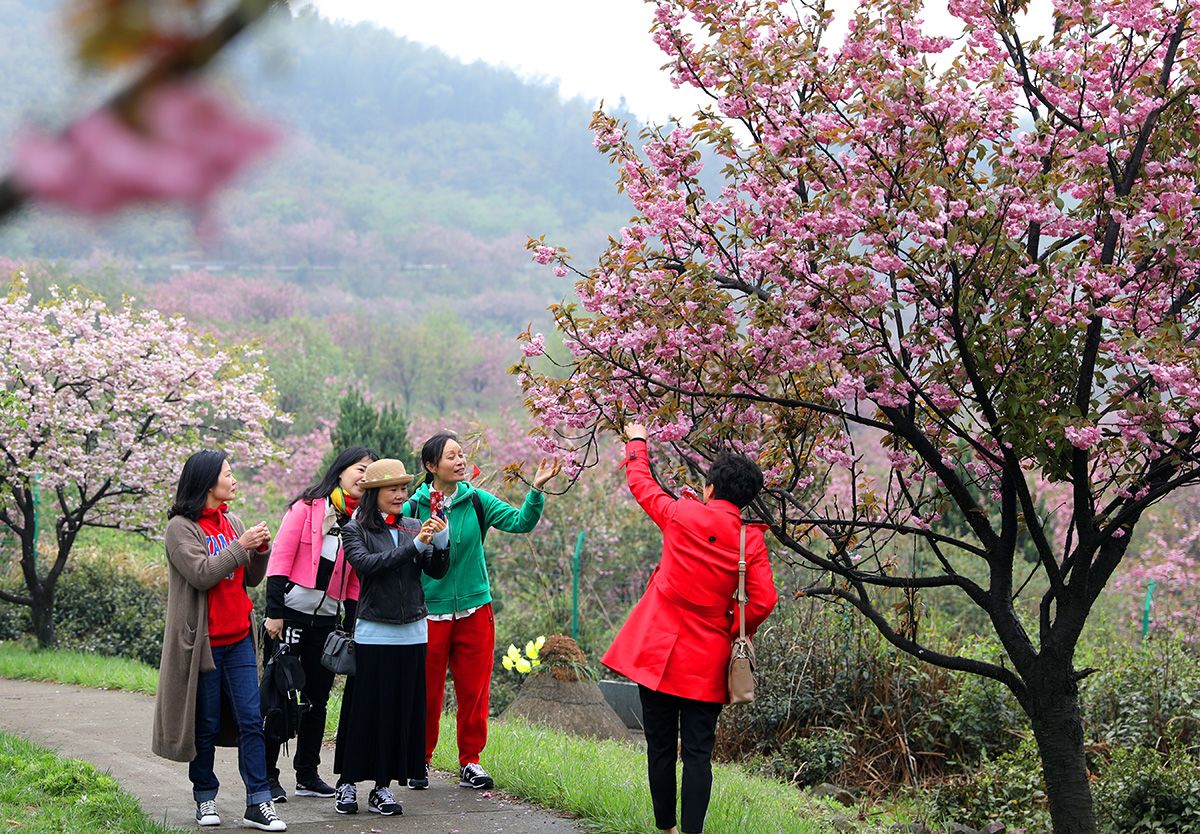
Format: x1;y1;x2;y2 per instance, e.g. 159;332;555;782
0;282;284;647
518;0;1200;831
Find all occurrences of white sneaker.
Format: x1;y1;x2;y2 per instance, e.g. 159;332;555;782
242;800;287;831
459;762;493;789
195;800;220;826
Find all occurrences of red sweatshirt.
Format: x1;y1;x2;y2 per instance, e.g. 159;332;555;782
197;504;252;647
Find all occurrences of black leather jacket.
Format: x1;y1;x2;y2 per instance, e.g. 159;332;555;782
340;517;449;625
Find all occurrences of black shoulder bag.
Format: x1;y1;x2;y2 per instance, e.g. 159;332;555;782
319;524;356;675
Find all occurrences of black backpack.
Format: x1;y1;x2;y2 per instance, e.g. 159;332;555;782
260;643;306;747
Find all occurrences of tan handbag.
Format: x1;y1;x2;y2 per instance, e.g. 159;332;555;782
727;526;756;704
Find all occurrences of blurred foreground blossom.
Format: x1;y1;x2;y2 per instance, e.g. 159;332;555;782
12;81;277;217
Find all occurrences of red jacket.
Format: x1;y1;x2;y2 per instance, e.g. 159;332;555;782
602;439;778;703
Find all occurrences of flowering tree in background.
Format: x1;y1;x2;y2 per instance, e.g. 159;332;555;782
0;282;284;647
519;0;1200;831
1113;490;1200;642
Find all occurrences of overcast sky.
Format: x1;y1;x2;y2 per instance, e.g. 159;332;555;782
307;1;1054;122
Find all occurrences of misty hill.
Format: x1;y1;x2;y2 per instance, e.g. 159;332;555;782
0;1;637;310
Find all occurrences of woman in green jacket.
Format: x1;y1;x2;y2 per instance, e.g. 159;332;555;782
404;432;560;790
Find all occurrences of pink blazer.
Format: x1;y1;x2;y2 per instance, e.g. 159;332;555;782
268;498;360;601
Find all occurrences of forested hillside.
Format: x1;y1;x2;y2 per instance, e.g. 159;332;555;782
0;0;634;316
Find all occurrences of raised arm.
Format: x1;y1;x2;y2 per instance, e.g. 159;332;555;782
477;488;545;534
623;437;677;529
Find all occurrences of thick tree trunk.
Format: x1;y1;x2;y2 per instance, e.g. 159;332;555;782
29;585;57;648
1028;681;1095;834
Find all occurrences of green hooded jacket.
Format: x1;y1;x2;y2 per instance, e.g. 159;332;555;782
405;480;545;615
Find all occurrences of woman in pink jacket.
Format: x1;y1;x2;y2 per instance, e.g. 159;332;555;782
261;446;376;803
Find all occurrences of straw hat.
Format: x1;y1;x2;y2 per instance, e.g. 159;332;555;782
358;458;415;489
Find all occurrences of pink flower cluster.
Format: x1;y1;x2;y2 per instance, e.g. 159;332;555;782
13;82;277;218
0;284;285;534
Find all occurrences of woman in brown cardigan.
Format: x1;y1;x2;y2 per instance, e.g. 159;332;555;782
151;450;287;831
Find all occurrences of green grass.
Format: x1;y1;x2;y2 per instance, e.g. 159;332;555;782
0;642;158;694
0;730;185;833
430;714;854;834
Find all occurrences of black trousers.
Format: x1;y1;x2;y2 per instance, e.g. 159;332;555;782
263;619;336;782
638;685;723;834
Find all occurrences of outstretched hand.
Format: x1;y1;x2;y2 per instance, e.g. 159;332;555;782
624;423;647;441
532;457;563;491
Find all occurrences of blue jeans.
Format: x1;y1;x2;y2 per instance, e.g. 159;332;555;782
189;634;272;806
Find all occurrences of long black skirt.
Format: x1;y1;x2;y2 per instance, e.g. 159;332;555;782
333;642;427;785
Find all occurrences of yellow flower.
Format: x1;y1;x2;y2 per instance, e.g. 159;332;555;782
515;657;532;673
502;655;514;671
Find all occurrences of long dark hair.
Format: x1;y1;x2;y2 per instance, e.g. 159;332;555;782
419;432;459;481
290;445;379;507
168;449;227;521
356;485;401;534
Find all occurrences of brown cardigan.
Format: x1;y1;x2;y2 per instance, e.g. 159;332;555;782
151;512;270;763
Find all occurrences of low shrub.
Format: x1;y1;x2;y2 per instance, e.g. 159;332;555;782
1081;635;1200;753
52;556;166;666
0;593;28;640
930;734;1050;832
1094;746;1200;834
715;600;1026;790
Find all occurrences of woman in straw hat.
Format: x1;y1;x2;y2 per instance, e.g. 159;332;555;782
331;459;449;817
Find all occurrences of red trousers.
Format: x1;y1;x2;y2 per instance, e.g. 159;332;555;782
424;603;495;766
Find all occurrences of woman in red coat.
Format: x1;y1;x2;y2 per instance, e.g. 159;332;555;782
602;424;778;834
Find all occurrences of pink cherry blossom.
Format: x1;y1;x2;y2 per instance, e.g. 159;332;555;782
12;82;277;219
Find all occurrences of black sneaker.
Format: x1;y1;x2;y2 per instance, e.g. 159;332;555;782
367;785;401;816
268;779;287;803
408;762;430;790
334;783;358;815
195;800;220;826
242;800;287;831
295;774;336;798
459;762;493;789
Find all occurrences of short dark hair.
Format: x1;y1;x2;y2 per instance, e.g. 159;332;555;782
706;452;763;509
420;432;459;478
168;449;227;521
291;445;379;507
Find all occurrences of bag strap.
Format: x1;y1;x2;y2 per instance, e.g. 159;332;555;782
736;525;748;641
311;514;352;632
472;491;488;545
